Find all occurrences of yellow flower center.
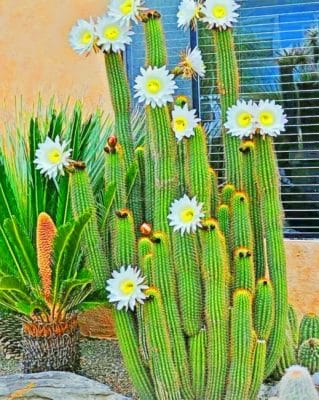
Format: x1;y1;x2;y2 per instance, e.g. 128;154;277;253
237;112;252;128
146;79;162;94
259;111;275;126
120;0;133;15
120;279;135;295
174;116;189;132
104;25;120;41
180;207;195;223
80;30;93;45
47;149;62;164
212;5;227;19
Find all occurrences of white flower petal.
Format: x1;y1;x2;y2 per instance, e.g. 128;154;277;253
177;0;200;31
254;99;288;137
168;194;204;235
224;100;255;139
172;104;200;141
108;0;143;24
106;265;149;311
69;19;96;55
33;135;72;180
95;15;134;53
201;0;240;30
134;66;178;108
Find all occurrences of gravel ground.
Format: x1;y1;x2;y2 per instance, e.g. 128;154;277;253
0;338;136;399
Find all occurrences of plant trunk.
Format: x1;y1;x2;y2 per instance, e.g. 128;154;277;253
22;314;80;373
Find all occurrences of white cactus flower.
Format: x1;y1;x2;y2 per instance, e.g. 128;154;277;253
179;47;206;79
177;0;202;30
201;0;240;30
168;194;204;235
34;136;72;180
69;19;96;55
106;266;149;311
95;15;134;53
172;104;201;141
224;100;255;139
108;0;143;24
134;66;178;108
254;99;288;137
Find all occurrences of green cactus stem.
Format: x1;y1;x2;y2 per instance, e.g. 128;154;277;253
203;219;229;400
298;338;319;375
255;134;288;376
249;339;267;400
135;146;146;223
111;209;155;400
112;209;137;269
217;204;231;253
240;140;266;279
114;310;156;400
231;191;254;252
104;52;134;167
173;232;202;337
142;10;167;67
299;313;319;345
189;328;207;400
152;232;194;400
186;126;213;217
253;278;274;341
69;163;107;289
144;287;182;400
288;304;299;348
209;168;219;216
221;183;236;205
212;29;241;188
225;289;254;400
233;247;255;294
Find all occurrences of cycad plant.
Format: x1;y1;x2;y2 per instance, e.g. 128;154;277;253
67;1;289;399
0;211;92;372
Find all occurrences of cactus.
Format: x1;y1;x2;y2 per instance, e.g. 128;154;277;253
278;365;319;400
299;313;319;345
299;338;319;374
69;1;291;398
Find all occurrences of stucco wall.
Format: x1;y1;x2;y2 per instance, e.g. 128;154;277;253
285;240;319;315
0;0;111;119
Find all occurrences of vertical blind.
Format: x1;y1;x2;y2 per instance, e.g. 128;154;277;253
126;0;319;239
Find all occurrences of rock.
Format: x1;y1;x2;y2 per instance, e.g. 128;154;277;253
0;371;131;399
258;383;279;399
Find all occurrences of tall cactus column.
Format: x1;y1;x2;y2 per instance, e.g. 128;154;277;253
142;12;178;233
255;134;288;376
212;29;242;188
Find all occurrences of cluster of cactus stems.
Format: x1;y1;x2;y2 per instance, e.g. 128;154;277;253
69;9;290;400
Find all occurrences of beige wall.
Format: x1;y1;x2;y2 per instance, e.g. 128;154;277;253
0;0;112;119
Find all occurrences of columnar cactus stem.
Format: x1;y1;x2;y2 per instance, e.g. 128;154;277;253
143;287;182;400
255;135;288;376
104;53;134;167
253;279;274;341
299;313;319;344
114;310;156;400
173;233;202;337
217;204;231;253
221;183;236;205
189;328;207;400
203;219;229;400
69;165;107;289
212;29;241;188
186;126;213;216
231;192;254;251
233;247;255;294
112;209;155;400
249;339;267;400
288;305;299;347
225;289;254;400
240;140;266;279
298;338;319;374
152;232;194;399
142;10;167;67
209;168;219;216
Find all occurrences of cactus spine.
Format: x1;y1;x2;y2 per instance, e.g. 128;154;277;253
278;365;319;400
69;165;107;289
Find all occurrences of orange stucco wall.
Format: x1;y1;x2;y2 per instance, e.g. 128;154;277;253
0;0;112;119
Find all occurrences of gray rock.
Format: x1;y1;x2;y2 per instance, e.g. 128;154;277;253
258;383;279;399
0;371;131;399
